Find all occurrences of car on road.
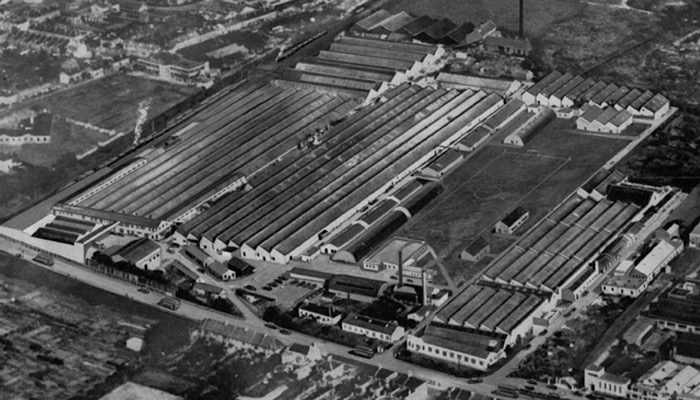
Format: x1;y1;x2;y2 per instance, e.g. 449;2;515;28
244;285;256;291
166;248;174;254
467;377;483;384
264;323;277;330
540;329;548;336
279;329;292;335
137;288;150;294
527;380;539;385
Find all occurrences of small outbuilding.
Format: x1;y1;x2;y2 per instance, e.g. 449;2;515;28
460;236;490;262
495;207;529;234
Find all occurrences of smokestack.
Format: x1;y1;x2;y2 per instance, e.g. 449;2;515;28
422;271;428;306
398;251;403;288
519;0;525;39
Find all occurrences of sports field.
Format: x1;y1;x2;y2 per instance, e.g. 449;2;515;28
399;117;630;283
38;75;197;134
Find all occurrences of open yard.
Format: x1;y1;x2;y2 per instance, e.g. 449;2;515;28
36;74;197;134
399;117;629;283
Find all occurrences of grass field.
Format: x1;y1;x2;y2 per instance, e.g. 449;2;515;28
399;117;630;283
37;74;197;134
385;0;585;37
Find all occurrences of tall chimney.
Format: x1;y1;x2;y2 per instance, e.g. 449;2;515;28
519;0;525;39
422;271;428;306
398;250;403;288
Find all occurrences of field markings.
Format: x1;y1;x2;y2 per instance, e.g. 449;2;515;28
408;149;571;283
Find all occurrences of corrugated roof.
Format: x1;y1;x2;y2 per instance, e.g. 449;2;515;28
327;223;366;248
464;236;489;256
525;71;562;96
642;93;669;113
116;238;159;264
422;18;458;39
607;109;633;128
379;11;416;32
356;9;392;31
629;90;654;111
616;88;642;109
446;23;475;42
483;99;525;131
563;78;595;102
458;126;491;149
579;105;605;122
400;15;437;35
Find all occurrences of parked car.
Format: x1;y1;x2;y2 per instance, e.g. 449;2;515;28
279;329;292;335
467;377;483;384
262;286;272;291
547;384;559;390
523;386;536;392
137;288;150;294
527;379;539;385
264;323;277;330
244;285;257;291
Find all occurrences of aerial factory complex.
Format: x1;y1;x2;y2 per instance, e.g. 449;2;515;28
4;2;698;398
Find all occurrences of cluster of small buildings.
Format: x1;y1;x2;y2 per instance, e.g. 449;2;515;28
0;112;53;145
601;227;683;297
521;71;670;134
585;360;700;400
279;346;430;399
135;52;212;86
353;9;509;50
647;280;700;334
298;300;405;345
0;288;144;400
199;318;285;355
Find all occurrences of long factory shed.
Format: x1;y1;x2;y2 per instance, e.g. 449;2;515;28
482;191;640;293
179;85;505;263
57;80;359;239
280;36;444;96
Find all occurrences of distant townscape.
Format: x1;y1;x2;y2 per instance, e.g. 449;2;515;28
2;0;700;399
